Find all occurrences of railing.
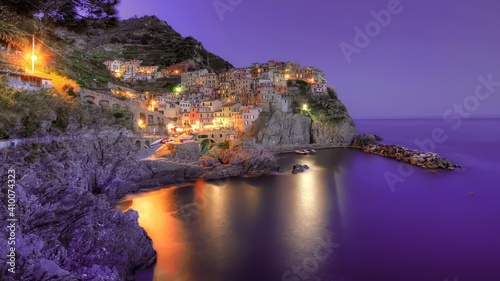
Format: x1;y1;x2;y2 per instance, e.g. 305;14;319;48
266;143;352;153
0;135;96;149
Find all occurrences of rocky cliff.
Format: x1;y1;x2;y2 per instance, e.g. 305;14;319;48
251;111;357;146
246;80;358;147
0;130;277;281
0;132;156;281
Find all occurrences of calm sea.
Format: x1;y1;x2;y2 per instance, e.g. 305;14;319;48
129;118;500;281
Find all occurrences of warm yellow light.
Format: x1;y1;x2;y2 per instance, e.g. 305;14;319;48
138;119;145;129
303;104;308;110
31;55;37;61
167;124;175;130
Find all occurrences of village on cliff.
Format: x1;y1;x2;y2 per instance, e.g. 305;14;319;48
101;59;331;140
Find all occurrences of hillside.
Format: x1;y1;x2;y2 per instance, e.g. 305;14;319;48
87;15;233;72
0;14;233;90
48;15;233;89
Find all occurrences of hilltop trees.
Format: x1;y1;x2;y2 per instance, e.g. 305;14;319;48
1;0;120;31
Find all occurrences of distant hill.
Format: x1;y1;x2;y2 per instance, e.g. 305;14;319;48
84;15;233;73
45;15;233;89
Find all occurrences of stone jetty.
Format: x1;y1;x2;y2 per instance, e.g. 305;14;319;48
362;143;461;170
352;133;461;170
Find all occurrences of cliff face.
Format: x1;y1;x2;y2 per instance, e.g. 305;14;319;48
249;110;357;147
0;132;156;281
0;129;278;281
247;81;358;147
251;111;312;146
310;119;358;145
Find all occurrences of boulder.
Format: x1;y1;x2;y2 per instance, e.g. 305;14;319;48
351;133;383;147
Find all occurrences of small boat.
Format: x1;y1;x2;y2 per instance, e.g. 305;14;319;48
295;150;309;155
310;149;317;153
150;139;164;148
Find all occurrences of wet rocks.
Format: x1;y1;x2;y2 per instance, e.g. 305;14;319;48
207;141;278;177
292;164;309;174
361;144;461;170
351;133;383;147
0;134;156;281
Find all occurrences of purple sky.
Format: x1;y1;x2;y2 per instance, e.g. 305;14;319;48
118;0;500;118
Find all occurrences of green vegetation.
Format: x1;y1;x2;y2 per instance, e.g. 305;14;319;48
1;0;119;31
0;6;29;49
0;128;9;140
287;80;347;124
200;139;213;156
328;87;337;99
112;110;125;119
97;76;108;83
217;141;230;149
0;79;134;138
20;116;41;138
23;143;45;163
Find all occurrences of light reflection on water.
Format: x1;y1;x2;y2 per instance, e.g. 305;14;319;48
127;118;500;281
123;187;189;279
128;152;348;281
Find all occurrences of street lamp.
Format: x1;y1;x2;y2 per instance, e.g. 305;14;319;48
167;123;175;136
31;35;37;73
302;104;308;111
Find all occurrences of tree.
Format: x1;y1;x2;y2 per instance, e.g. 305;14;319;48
0;5;28;49
1;0;120;31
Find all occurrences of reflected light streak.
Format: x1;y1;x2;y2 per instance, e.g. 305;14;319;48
282;163;330;253
125;188;188;280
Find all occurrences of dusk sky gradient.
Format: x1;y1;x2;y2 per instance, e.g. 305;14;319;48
118;0;500;118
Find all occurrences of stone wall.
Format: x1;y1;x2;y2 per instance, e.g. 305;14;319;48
154;142;200;161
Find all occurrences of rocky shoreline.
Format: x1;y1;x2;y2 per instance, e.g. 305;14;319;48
352;133;461;170
0;132;277;281
0;128;462;281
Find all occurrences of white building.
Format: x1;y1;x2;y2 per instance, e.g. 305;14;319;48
1;70;52;91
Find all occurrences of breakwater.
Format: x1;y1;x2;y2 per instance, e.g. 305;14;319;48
361;143;462;170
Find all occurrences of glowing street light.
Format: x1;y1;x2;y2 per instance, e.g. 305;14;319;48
302;104;308;111
31;35;37;73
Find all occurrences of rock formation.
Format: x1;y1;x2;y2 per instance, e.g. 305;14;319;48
249;110;357;147
0;132;156;281
206;141;278;177
352;133;461;170
351;133;383;147
154;142;200;161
